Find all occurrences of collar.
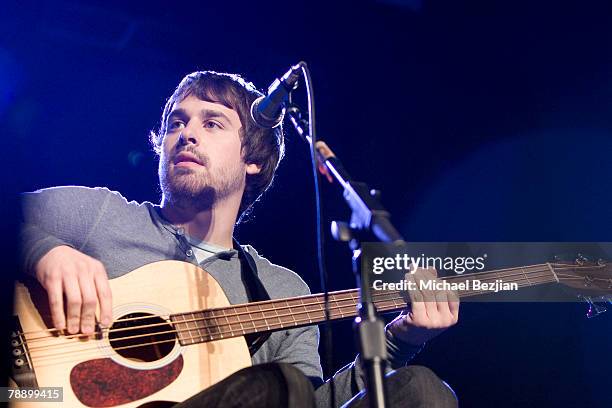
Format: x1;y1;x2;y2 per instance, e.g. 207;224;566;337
147;203;240;259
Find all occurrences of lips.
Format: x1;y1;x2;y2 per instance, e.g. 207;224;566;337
173;152;203;166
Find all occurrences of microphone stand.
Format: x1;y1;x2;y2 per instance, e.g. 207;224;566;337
287;103;405;408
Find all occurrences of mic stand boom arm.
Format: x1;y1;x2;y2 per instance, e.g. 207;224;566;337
286;105;404;243
287;104;405;408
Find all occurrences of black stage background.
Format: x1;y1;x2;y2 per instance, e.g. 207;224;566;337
1;1;611;406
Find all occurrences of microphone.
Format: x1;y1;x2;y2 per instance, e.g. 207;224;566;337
250;61;305;128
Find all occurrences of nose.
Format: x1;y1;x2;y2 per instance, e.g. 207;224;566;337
178;124;199;146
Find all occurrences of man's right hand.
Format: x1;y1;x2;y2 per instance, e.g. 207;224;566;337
35;246;112;335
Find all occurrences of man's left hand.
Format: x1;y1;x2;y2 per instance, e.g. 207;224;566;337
387;268;460;346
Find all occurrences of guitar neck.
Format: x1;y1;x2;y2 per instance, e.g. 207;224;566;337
170;263;558;345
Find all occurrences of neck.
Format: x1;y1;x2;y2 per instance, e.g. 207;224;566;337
160;195;239;249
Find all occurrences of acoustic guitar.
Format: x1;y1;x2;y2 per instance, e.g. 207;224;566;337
9;259;611;407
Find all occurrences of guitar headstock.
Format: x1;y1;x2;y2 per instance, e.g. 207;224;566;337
551;255;612;294
551;255;612;318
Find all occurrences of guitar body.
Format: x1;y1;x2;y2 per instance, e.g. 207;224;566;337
11;261;252;407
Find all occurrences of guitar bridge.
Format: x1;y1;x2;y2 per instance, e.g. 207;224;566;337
10;315;38;388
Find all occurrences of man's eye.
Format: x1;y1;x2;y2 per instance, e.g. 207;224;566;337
168;120;185;131
203;120;221;129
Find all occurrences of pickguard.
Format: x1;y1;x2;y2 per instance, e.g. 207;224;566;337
70;356;183;407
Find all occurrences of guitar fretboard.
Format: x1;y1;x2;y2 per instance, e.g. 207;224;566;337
170;263;558;345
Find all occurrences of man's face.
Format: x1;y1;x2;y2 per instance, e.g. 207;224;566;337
158;95;259;209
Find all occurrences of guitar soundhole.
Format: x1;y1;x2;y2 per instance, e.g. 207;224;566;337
108;313;176;362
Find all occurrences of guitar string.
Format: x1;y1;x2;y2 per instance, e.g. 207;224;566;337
16;289;361;339
22;266;593;354
21;268;585;358
24;290;403;351
28;276;559;369
17;263;587;339
27;298;405;365
28;271;555;356
24;275;557;365
21;267;559;347
19;265;567;341
23;267;597;359
27;276;558;368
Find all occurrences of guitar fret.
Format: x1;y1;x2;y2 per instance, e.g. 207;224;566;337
180;314;189;344
248;307;258;333
205;311;218;340
262;304;270;330
184;314;195;345
197;313;206;340
194;312;204;342
521;267;532;286
286;303;294;324
337;296;346;318
326;296;333;319
273;304;281;326
298;298;309;323
171;315;182;344
276;299;289;326
547;263;560;283
235;307;246;334
220;309;228;338
191;313;205;342
225;307;239;337
289;300;298;326
199;312;209;341
313;298;323;322
300;297;312;324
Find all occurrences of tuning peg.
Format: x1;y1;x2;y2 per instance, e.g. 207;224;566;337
587;302;607;319
594;295;612;305
580;295;607;319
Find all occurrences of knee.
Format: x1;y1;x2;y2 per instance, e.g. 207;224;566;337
275;363;315;391
262;363;315;407
275;362;307;377
401;365;443;385
391;365;458;407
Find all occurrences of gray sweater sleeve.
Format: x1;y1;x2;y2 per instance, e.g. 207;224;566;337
19;186;114;275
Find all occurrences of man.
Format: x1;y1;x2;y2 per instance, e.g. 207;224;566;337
20;71;459;407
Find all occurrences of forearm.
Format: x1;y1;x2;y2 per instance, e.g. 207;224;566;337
20;223;74;276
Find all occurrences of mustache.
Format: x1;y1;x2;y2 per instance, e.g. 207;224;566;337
170;147;209;166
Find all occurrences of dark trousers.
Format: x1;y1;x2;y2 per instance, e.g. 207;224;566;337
173;363;457;408
173;363;315;408
344;366;458;408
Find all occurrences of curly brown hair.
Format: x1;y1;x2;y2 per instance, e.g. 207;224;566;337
150;71;285;223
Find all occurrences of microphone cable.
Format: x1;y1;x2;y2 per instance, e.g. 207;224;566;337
299;62;336;408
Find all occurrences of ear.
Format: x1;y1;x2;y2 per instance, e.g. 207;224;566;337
246;163;262;175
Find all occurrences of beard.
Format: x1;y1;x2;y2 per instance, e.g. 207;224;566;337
159;149;244;212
